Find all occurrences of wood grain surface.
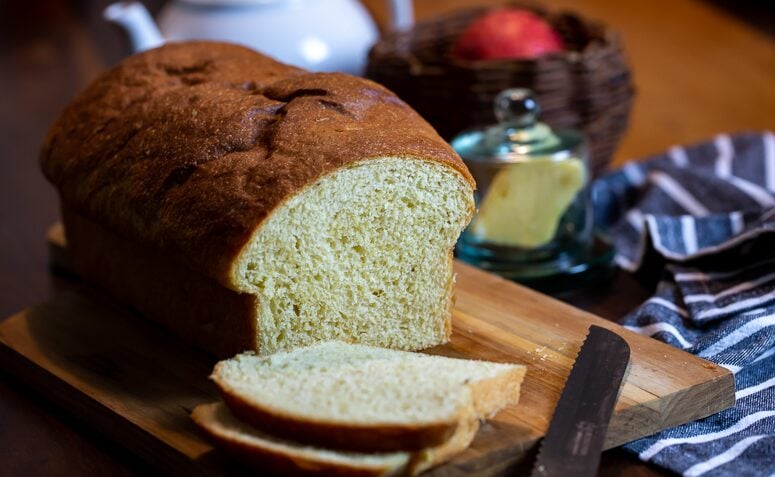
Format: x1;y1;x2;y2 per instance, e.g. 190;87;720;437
0;260;735;476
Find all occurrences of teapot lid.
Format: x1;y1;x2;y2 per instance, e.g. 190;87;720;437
451;89;583;164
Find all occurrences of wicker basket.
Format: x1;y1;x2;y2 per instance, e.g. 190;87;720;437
366;3;635;177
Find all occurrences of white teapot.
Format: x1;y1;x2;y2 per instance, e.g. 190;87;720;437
104;0;414;75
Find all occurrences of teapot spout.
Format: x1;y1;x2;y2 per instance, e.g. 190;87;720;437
104;1;165;52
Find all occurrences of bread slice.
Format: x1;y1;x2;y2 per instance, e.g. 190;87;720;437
212;342;526;453
192;402;480;477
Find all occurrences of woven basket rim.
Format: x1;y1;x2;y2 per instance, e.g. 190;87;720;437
366;1;635;176
371;2;624;71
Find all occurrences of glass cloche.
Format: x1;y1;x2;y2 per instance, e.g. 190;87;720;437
453;89;611;290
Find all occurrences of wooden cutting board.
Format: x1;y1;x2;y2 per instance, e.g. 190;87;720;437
0;227;734;476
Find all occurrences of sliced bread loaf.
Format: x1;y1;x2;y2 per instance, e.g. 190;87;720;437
41;42;475;357
211;342;526;452
191;402;480;477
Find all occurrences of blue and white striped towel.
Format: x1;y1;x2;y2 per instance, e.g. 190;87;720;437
593;131;775;476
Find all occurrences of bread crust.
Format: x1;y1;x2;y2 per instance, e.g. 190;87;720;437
191;402;480;477
469;365;527;417
62;204;258;357
407;415;479;475
41;41;474;291
192;403;408;477
215;379;459;453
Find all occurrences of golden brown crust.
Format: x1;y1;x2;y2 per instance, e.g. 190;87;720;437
62;204;258;357
41;41;473;290
407;415;480;475
192;403;408;477
215;381;459;453
192;402;479;477
469;366;527;418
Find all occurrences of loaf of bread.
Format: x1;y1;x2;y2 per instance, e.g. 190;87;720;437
40;42;475;357
210;342;526;453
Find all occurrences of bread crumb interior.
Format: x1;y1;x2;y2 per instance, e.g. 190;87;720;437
219;343;513;423
233;158;473;354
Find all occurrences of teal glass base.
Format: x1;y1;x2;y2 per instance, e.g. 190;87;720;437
456;231;615;293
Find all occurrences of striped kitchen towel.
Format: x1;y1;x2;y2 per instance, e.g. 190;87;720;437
593;131;775;476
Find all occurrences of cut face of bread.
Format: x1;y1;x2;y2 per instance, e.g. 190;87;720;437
212;342;526;452
231;159;474;355
191;402;480;477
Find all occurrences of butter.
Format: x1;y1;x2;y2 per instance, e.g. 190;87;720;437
471;158;585;248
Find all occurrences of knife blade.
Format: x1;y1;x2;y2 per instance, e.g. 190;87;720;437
530;325;631;477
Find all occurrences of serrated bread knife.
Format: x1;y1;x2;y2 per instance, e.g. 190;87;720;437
530;325;631;477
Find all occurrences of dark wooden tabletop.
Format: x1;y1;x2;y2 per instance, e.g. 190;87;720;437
1;1;772;476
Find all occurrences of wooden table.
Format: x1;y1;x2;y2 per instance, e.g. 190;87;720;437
0;0;772;475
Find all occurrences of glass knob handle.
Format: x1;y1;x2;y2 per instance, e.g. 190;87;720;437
494;88;540;127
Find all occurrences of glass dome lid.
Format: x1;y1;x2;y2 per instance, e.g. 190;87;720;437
451;89;583;163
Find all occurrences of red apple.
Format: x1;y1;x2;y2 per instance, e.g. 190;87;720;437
452;9;565;61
